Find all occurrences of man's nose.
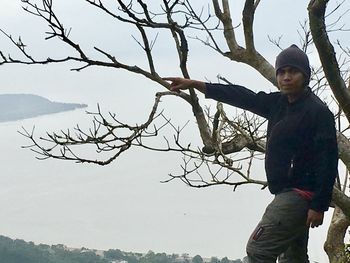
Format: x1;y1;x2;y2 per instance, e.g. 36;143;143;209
282;73;291;81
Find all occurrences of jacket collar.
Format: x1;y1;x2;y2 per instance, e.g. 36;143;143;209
281;86;311;106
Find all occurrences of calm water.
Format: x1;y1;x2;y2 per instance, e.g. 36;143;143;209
0;109;331;262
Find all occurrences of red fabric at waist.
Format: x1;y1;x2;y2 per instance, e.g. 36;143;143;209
293;188;314;201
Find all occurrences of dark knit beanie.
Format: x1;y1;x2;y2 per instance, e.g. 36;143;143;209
275;44;311;84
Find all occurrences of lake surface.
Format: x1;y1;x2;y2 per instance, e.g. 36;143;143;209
0;45;335;263
0;108;331;262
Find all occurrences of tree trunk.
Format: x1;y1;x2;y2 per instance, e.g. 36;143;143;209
324;206;350;263
308;0;350;123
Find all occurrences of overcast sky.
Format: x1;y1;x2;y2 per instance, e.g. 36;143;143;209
0;1;350;262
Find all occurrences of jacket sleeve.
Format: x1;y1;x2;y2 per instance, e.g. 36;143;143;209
205;83;277;119
310;108;338;211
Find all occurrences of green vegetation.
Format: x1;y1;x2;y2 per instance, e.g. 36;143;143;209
0;236;107;263
0;235;244;263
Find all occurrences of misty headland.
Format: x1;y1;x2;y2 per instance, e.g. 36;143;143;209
0;94;87;122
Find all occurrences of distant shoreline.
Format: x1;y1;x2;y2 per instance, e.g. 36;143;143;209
0;93;87;123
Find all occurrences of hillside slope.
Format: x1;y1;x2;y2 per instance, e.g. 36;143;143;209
0;235;244;263
0;94;87;122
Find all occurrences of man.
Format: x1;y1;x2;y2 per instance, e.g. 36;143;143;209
164;45;338;262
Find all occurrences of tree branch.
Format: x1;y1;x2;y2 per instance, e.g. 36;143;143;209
308;0;350;123
212;0;277;87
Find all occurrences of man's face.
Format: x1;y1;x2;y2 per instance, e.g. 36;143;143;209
276;66;306;96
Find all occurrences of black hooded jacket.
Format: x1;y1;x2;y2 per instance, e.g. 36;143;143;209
205;83;338;212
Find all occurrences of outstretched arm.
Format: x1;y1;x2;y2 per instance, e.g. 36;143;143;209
164;77;276;119
163;77;206;94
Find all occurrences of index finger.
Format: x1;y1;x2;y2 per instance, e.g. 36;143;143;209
162;77;177;81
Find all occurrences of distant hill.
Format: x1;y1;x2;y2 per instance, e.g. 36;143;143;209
0;94;87;122
0;235;244;263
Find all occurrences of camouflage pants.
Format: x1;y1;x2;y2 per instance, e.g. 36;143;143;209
246;191;310;263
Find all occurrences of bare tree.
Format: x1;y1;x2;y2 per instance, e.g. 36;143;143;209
1;0;350;261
